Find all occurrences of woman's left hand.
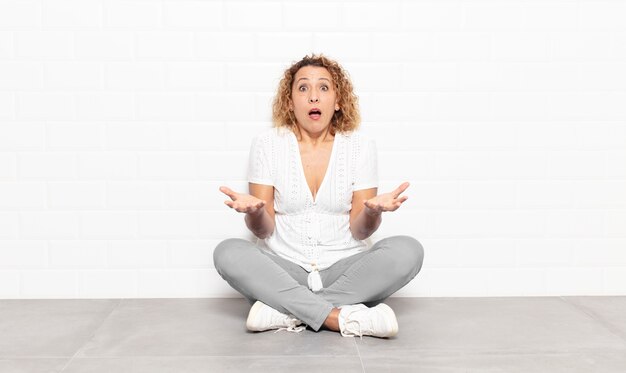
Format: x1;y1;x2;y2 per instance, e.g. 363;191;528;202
364;182;410;214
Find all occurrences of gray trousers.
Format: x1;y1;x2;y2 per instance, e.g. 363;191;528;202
213;235;424;331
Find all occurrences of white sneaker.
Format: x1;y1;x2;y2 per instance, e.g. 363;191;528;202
338;303;399;338
246;301;306;333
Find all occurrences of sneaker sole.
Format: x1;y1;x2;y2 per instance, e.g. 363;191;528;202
246;300;266;331
376;303;399;337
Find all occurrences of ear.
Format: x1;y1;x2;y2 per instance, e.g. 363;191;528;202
335;99;340;111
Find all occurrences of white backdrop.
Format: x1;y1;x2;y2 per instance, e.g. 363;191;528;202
1;0;625;298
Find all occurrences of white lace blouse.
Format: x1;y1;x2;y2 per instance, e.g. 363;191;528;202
247;127;378;291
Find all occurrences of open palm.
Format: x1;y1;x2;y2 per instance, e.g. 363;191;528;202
364;182;410;213
220;186;266;214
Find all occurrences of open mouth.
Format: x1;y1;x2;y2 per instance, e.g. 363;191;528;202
308;108;322;119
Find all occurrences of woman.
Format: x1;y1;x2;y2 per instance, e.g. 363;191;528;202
214;54;424;338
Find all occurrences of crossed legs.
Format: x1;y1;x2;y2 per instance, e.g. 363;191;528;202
213;236;424;332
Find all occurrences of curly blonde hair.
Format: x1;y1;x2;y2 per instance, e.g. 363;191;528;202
272;54;360;134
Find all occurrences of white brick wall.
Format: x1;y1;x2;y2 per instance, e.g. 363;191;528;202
1;0;625;299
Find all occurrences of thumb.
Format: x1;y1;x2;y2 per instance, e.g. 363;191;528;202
392;182;410;198
219;186;237;199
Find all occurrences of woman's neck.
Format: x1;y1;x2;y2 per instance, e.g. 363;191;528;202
294;125;334;146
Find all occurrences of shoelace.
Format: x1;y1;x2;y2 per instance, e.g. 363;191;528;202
344;318;365;339
274;317;306;333
344;308;371;339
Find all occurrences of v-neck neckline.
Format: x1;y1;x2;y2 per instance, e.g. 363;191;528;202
292;131;338;204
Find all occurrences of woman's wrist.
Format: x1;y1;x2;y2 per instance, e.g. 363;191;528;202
364;205;382;217
245;207;266;224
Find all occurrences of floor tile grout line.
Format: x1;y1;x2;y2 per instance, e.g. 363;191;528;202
4;349;626;360
40;354;364;360
57;299;124;373
558;296;626;344
354;339;366;373
340;347;626;361
559;296;626;341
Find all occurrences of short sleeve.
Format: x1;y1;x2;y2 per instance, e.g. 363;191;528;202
353;137;378;191
247;132;274;186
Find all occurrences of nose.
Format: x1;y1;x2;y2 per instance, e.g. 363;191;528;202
308;96;319;104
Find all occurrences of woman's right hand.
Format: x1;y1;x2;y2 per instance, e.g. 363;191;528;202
219;186;266;215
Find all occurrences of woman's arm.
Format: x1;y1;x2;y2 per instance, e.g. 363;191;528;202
245;183;275;239
349;182;410;241
350;188;380;240
219;183;275;239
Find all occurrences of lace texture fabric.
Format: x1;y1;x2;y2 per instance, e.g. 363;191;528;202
247;127;378;286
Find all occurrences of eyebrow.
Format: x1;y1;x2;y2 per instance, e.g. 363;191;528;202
296;77;332;83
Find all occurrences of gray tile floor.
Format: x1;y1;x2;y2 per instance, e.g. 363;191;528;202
1;297;626;372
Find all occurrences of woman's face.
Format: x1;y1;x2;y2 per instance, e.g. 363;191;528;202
290;66;340;135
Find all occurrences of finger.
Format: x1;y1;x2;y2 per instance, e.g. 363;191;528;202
219;186;237;200
364;199;376;210
366;200;383;212
239;200;265;213
391;197;408;209
231;202;254;213
384;201;402;211
383;203;392;211
224;200;234;208
391;182;410;198
363;200;374;211
247;203;262;212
